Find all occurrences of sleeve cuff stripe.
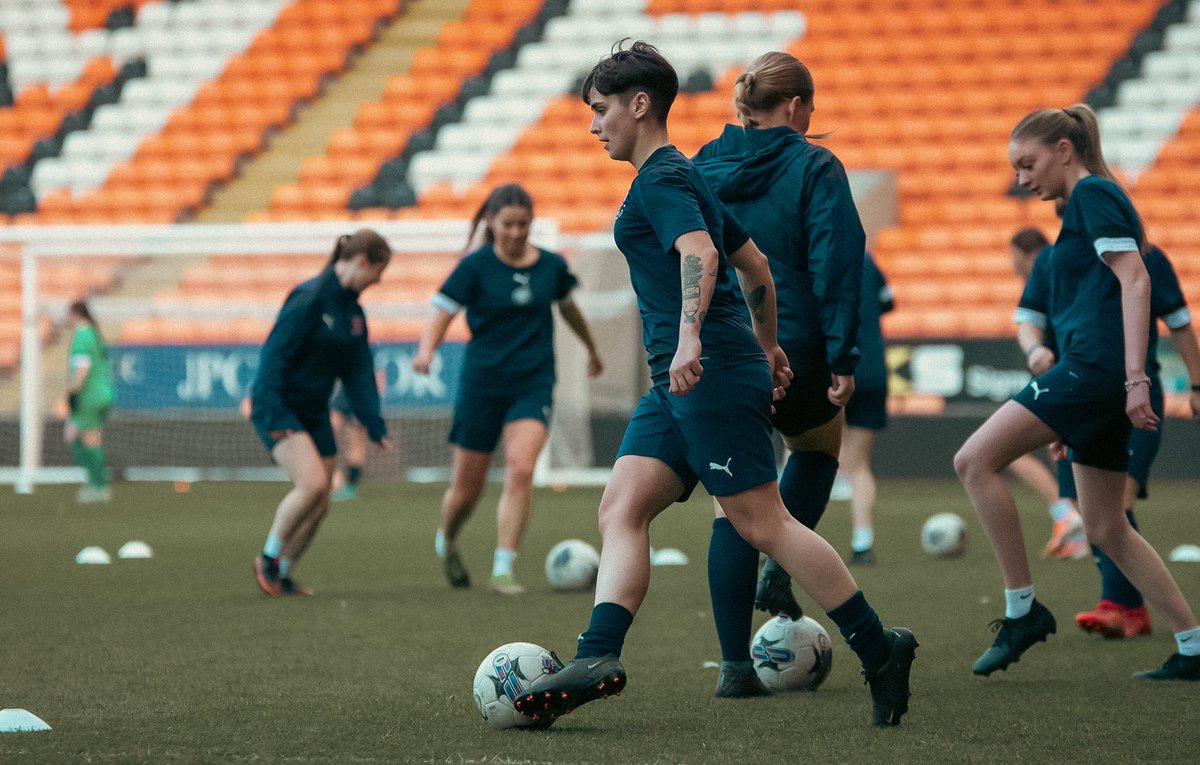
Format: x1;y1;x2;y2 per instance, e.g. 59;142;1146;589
1094;237;1139;257
1013;308;1047;328
1163;306;1192;329
431;293;461;314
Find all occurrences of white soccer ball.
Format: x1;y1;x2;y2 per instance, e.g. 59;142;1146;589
751;615;834;692
472;642;563;729
544;539;600;591
922;512;968;558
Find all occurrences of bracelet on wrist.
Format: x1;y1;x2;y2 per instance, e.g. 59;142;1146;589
1124;378;1150;392
1024;344;1042;358
1191;383;1200;392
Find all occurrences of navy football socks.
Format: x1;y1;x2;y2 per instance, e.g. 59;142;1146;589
575;602;634;659
761;451;838;579
827;590;891;676
1056;458;1077;500
708;517;759;662
780;450;839;529
1094;509;1145;609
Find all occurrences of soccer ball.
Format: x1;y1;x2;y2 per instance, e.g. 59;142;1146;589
751;615;834;692
472;642;563;729
544;539;600;591
921;512;968;558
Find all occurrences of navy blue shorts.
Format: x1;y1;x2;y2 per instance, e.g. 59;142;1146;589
1012;359;1130;473
617;362;779;501
449;384;552;453
253;412;338;458
771;365;841;437
845;385;888;431
1052;376;1162;501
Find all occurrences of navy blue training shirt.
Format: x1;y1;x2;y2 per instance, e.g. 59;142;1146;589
1144;245;1192;376
1017;240;1187;379
1014;245;1060;356
1049;175;1144;375
613;145;763;386
251;266;386;441
434;244;577;390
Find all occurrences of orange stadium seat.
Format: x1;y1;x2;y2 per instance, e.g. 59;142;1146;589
33;0;401;227
269;0;550;222
11;0;1179;346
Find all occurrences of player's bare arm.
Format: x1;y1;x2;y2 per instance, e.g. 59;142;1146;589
412;308;457;375
1167;322;1200;418
727;238;792;395
1107;249;1158;432
670;230;719;395
1016;322;1056;376
557;298;605;378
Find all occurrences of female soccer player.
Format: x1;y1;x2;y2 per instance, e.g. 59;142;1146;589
412;183;603;596
65;300;114;503
690;51;869;696
251;229;393;598
514;42;916;727
839;251;894;566
1018;237;1200;638
955;104;1199;680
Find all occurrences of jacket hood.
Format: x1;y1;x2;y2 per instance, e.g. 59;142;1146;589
693;124;808;202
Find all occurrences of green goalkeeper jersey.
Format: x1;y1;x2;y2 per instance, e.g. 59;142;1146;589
69;324;114;410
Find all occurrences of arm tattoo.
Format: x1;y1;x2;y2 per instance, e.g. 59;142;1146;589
746;285;767;324
682;253;704;325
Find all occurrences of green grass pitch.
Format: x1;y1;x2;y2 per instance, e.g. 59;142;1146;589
3;479;1198;763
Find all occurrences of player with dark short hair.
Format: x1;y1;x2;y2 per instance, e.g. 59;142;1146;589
251;228;394;598
514;41;917;727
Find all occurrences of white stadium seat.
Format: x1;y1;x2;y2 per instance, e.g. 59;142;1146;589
568;0;648;19
31;160;72;196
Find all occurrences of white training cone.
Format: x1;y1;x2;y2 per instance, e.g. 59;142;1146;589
0;709;51;732
1169;544;1200;563
117;541;153;559
75;546;111;565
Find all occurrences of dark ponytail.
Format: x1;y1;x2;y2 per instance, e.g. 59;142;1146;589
328;228;391;267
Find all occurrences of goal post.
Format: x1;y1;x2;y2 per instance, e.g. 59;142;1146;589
2;221;640;491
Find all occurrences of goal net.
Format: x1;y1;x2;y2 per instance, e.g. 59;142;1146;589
3;221;642;492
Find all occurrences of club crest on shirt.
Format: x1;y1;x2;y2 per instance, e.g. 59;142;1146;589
511;273;533;305
351;316;364;336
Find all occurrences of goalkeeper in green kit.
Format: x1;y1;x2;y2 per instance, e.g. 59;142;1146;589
65;300;114;503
